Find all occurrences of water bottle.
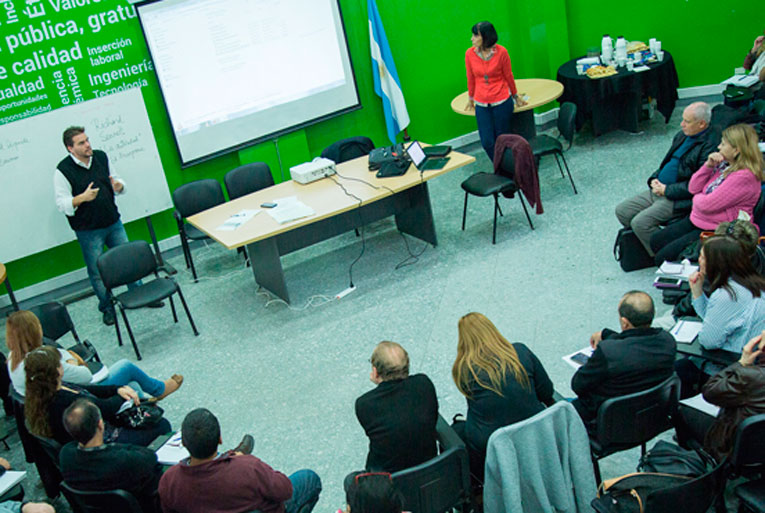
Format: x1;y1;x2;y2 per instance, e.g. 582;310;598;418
615;36;627;62
601;34;613;64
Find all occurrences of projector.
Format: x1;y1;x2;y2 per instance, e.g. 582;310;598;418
290;158;337;184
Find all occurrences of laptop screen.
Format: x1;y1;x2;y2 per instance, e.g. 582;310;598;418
406;141;427;167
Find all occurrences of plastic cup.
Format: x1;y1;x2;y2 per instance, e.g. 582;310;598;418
656;51;664;62
626;61;634;71
576;64;584;75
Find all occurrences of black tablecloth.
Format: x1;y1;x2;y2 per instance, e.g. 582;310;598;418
556;51;679;135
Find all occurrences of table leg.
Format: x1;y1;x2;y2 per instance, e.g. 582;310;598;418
394;183;438;246
509;110;537;141
3;276;19;311
246;238;290;304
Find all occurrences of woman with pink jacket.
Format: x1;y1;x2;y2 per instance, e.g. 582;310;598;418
650;123;763;265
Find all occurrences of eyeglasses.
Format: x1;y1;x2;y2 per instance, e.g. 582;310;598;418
354;472;392;484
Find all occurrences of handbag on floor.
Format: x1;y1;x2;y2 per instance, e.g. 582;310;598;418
614;228;654;272
591;472;691;513
636;440;713;477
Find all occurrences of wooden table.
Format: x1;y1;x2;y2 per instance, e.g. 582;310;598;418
0;263;19;311
187;149;476;302
450;78;564;140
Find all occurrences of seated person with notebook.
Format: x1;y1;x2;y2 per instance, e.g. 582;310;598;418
0;458;53;513
59;399;164;513
571;291;676;430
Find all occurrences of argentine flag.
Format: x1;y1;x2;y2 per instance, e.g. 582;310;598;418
368;0;410;144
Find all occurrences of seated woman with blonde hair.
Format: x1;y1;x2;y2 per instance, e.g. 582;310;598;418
6;310;182;400
24;345;171;446
452;312;554;481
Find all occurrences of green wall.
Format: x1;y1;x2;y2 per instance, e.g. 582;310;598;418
0;0;759;293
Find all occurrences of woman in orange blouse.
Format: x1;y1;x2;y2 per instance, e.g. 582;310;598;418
465;21;526;160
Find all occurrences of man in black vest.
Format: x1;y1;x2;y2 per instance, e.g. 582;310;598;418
54;126;153;325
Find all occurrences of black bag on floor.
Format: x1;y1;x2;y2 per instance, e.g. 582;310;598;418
591;472;691;513
614;228;654;271
636;440;712;477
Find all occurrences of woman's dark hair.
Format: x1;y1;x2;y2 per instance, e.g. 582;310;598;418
702;235;765;299
24;346;61;438
472;21;498;49
347;474;404;513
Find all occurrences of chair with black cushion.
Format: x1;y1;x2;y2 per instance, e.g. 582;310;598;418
224;162;275;201
172;179;226;281
61;482;144;513
97;240;199;360
320;136;375;164
643;461;727;513
728;414;765;512
392;445;471;513
461;146;534;244
589;374;680;484
29;301;100;363
528;101;578;194
30;433;62;473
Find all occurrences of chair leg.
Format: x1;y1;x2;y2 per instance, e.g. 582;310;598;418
559;151;578;194
517;193;534;230
187;243;199;282
168;296;178;323
461;192;469;231
496;202;504;217
176;288;199;336
553;152;566;178
179;233;191;269
3;276;19;311
492;194;499;245
112;304;124;347
118;306;142;360
592;457;602;486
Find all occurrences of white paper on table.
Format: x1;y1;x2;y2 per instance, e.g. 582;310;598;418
721;75;758;87
680;393;720;417
563;346;594;370
670;319;703;344
657;261;698;279
216;209;260;231
155;431;190;465
267;196;315;224
633;65;650;72
0;471;26;496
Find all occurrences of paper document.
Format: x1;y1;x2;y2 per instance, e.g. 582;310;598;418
680;393;720;417
721;75;758;87
563;346;594;370
657;261;698;279
267;196;315;224
633;65;651;72
155;431;190;465
670;319;703;344
216;209;260;231
0;471;26;496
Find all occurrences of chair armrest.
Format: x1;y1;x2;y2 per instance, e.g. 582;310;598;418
436;414;465;450
173;209;182;222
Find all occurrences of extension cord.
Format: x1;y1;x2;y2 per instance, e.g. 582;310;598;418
335;285;356;299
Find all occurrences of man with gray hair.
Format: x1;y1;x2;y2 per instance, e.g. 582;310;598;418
354;341;438;472
616;101;720;255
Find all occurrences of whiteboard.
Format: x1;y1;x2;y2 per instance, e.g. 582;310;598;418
0;89;172;263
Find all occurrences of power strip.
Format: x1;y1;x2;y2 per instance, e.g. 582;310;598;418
335;285;356;299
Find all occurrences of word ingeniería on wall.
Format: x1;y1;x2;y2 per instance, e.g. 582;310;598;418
0;0;156;125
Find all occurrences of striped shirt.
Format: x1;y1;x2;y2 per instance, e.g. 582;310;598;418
692;280;765;353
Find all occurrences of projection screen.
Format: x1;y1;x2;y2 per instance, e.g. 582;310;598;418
136;0;360;166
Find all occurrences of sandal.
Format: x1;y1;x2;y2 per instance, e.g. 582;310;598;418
153;374;183;401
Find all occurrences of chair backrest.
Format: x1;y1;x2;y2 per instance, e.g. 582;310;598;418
595;374;680;451
391;445;471;513
644;461;727;513
61;481;144;513
498;147;516;180
320;136;375;164
28;301;79;343
557;102;577;147
172;178;225;219
97;240;157;290
224;162;274;200
30;432;63;472
729;413;765;476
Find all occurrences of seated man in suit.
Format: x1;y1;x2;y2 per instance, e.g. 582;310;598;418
355;341;439;473
615;102;720;256
59;399;163;513
159;408;321;513
571;291;677;428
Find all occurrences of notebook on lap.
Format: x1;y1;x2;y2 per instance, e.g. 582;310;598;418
406;141;450;171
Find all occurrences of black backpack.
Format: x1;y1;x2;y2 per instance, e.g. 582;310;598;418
614;227;655;272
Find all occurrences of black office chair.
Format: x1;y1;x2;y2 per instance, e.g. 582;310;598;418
320;136;375;164
30;432;63;473
643;460;727;513
528;101;578;194
172;179;226;281
61;481;144;513
391;446;471;513
97;240;199;360
589;374;680;484
727;414;765;512
224;162;275;201
29;301;101;363
461;146;534;244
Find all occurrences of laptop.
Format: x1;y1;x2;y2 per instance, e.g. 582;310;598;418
406;141;450;171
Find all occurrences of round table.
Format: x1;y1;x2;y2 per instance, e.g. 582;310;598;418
556;52;679;136
0;262;19;311
451;78;564;140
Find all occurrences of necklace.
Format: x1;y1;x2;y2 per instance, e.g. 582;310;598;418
477;47;493;84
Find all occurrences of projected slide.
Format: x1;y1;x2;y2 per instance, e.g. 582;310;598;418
137;0;360;165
